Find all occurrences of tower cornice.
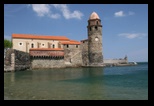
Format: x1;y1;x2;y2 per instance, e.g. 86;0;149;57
88;19;101;22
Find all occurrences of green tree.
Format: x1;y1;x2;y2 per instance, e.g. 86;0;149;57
4;39;12;48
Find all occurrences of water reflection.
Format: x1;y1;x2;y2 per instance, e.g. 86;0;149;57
4;67;109;100
10;73;15;82
4;63;148;100
30;67;104;81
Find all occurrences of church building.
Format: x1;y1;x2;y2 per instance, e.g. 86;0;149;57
11;12;128;69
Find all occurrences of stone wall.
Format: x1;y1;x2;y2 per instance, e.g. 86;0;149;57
71;51;82;67
80;40;89;66
87;19;103;65
4;49;30;72
31;58;65;69
4;48;14;66
63;44;82;67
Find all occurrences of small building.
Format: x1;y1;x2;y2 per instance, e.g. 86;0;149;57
12;34;82;68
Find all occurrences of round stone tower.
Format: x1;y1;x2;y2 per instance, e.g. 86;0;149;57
87;12;103;65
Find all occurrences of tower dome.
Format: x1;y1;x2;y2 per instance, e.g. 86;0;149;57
89;12;100;20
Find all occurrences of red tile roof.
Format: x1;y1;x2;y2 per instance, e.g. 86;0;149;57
70;40;80;42
29;48;64;51
12;34;70;41
29;50;64;56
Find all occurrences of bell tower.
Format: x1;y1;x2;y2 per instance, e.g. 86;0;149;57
87;12;103;65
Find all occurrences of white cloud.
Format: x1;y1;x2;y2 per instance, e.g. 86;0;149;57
114;11;125;17
29;4;83;20
48;13;61;19
118;33;147;39
51;4;83;19
114;10;135;17
31;4;51;17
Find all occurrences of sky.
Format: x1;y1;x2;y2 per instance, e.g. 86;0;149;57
4;4;148;62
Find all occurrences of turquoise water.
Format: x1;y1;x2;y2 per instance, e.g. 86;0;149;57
4;62;148;100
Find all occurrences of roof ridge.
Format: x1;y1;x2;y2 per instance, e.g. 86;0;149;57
12;33;70;40
29;48;64;51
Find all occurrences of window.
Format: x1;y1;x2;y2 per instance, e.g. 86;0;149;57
95;26;98;30
18;42;23;46
76;45;78;48
97;21;99;25
67;44;69;48
31;43;34;48
19;43;23;46
90;27;91;31
42;43;45;47
53;44;55;48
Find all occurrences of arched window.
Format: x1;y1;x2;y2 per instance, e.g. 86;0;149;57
53;44;55;48
31;43;34;48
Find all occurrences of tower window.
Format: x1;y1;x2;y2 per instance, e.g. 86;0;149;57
95;26;98;30
67;44;69;48
90;27;91;31
97;21;99;25
31;43;34;48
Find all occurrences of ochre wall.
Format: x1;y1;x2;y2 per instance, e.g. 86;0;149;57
12;38;66;53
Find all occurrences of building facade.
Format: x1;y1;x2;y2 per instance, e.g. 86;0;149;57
12;34;81;53
12;33;82;68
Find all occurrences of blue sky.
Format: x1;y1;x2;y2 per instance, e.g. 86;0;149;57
4;4;148;62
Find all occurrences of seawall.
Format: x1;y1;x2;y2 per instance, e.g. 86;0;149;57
4;48;31;72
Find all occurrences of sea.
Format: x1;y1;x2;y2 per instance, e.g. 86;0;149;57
4;62;148;100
